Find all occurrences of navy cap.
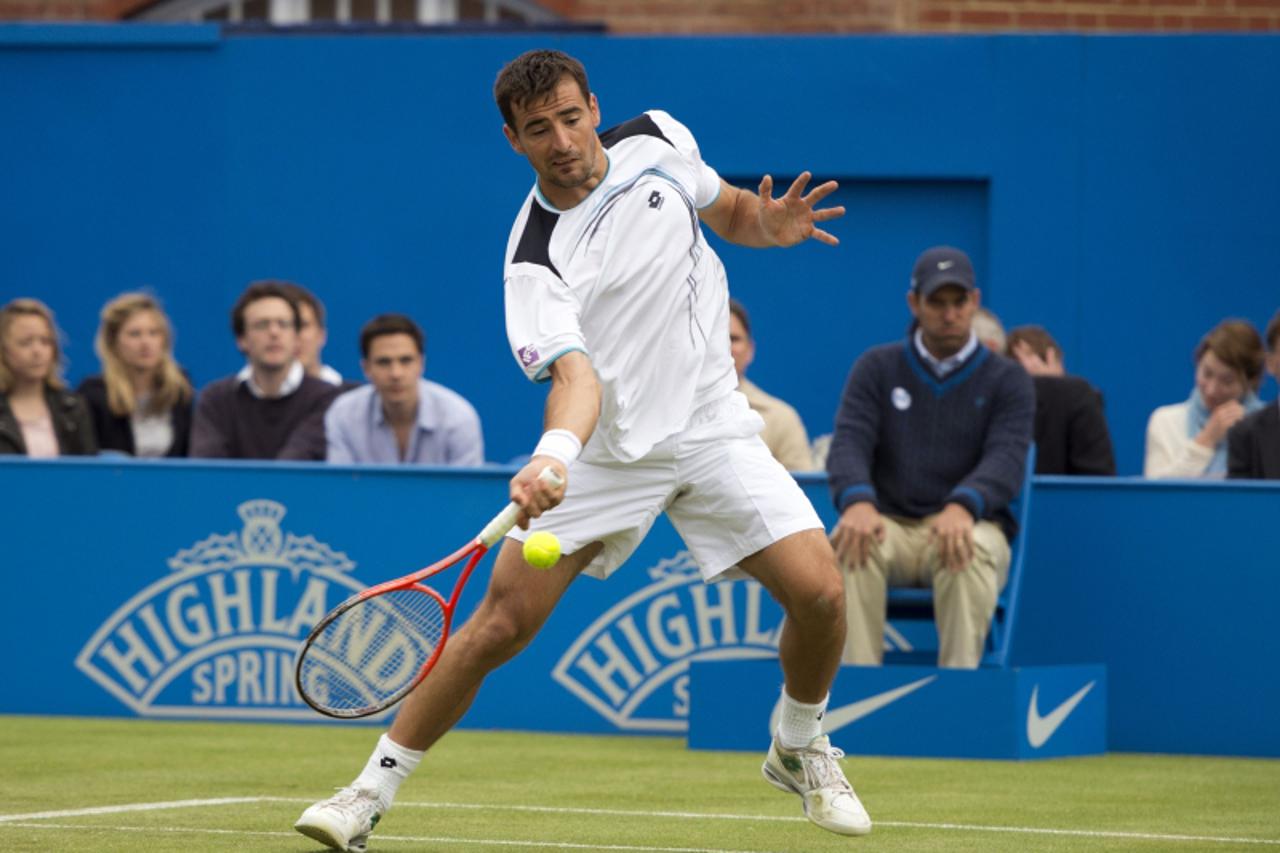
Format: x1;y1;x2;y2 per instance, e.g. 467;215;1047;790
911;246;975;297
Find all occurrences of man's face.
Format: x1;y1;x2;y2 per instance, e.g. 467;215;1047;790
237;297;298;372
503;75;603;203
909;285;980;358
296;302;327;373
362;333;423;408
728;313;755;380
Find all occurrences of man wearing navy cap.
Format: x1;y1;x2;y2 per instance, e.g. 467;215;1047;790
826;246;1034;668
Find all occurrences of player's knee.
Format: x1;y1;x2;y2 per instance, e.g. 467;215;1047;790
789;572;844;628
465;606;539;664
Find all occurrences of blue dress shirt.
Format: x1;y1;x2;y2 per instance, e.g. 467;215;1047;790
324;378;484;465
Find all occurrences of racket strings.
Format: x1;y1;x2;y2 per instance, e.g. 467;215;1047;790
298;588;445;715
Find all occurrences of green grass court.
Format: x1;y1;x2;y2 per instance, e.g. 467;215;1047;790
3;716;1278;852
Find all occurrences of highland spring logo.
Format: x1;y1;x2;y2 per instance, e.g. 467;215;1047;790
553;551;784;732
76;500;369;721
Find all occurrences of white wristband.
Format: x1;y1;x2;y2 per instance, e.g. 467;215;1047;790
532;429;582;467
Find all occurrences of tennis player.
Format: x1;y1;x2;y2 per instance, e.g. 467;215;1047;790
296;48;869;851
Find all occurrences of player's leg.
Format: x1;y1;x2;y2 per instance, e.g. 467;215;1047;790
737;530;872;837
930;520;1010;668
390;537;602;748
297;455;673;852
668;429;870;836
295;539;600;853
737;528;844;702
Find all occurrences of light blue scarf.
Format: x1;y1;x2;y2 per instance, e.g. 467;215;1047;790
1186;387;1265;474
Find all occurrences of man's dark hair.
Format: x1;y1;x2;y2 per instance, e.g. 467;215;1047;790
494;49;591;129
281;282;326;329
1006;324;1060;360
728;298;751;339
1266;309;1280;353
231;280;301;338
360;313;425;359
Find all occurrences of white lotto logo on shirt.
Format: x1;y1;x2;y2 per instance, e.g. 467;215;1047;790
76;500;373;722
892;386;913;411
552;551;782;732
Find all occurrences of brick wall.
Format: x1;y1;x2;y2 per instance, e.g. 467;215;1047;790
2;0;1277;30
543;0;1280;33
0;0;148;19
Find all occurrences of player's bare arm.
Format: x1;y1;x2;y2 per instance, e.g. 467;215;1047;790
512;350;600;525
701;172;845;248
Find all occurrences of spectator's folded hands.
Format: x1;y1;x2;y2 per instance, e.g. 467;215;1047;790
831;501;885;569
930;503;975;572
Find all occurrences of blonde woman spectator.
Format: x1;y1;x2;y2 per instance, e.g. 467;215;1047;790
77;293;194;457
0;298;96;457
1145;319;1265;478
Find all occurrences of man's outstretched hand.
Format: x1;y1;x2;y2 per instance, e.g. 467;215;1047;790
757;171;845;247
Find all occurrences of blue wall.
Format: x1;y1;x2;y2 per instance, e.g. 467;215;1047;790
3;458;1276;756
2;28;1278;470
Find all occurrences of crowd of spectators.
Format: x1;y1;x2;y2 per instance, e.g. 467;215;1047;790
3;273;1275;481
3;258;1276;671
0;281;482;466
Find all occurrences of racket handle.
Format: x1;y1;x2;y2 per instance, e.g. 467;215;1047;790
478;466;566;548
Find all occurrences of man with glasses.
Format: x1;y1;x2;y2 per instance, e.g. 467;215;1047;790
190;280;341;459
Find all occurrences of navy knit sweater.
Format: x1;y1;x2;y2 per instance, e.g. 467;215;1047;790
826;338;1034;540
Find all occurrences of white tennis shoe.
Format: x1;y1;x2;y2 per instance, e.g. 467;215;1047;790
762;735;872;836
294;787;384;852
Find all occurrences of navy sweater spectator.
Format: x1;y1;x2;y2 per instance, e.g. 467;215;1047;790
827;246;1033;669
827;338;1033;539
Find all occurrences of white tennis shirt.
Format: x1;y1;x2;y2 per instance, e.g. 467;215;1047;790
503;110;740;463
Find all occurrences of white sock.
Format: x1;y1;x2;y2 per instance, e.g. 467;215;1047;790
777;689;829;749
352;733;424;811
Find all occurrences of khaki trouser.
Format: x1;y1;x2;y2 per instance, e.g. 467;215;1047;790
841;514;1011;669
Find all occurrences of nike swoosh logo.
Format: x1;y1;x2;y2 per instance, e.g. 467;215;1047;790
1026;681;1096;748
768;676;937;737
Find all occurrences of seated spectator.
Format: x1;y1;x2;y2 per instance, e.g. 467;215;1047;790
1145;319;1265;479
326;314;484;465
827;246;1033;669
1006;325;1116;476
1228;309;1280;480
191;281;340;460
0;298;96;457
78;292;194;458
972;306;1007;354
728;299;814;471
280;282;346;387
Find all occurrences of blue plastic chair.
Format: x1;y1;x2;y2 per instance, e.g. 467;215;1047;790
884;445;1035;668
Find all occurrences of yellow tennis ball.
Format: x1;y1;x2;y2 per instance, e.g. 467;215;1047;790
523;531;561;569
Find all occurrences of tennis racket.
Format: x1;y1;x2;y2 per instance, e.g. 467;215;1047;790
295;466;564;719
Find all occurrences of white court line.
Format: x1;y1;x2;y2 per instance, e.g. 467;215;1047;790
2;797;1278;847
386;800;1280;847
0;823;777;852
0;798;264;823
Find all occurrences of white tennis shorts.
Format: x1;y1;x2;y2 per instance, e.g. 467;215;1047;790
508;393;823;580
